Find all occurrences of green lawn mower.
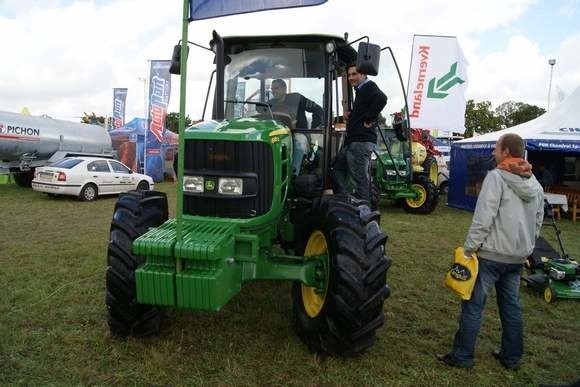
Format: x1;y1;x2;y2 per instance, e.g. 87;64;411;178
522;200;580;303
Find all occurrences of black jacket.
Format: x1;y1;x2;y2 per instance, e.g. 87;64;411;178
346;80;387;145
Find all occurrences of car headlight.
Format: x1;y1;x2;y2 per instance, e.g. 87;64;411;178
183;176;204;193
218;178;243;195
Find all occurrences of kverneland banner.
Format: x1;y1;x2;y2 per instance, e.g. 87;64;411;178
146;60;171;182
407;35;468;133
112;88;127;129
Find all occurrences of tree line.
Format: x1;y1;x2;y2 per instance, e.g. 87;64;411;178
464;100;545;138
80;112;192;133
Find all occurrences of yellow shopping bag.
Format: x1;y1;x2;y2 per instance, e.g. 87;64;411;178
444;247;479;300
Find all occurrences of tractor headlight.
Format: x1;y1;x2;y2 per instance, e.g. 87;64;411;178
218;178;243;195
386;170;407;176
183;176;204;193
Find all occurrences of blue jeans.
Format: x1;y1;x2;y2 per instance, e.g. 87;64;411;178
292;133;309;175
331;142;374;201
451;258;523;366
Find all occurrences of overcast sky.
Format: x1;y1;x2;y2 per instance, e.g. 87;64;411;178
1;0;579;122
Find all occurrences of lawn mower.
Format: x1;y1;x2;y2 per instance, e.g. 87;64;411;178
522;200;580;303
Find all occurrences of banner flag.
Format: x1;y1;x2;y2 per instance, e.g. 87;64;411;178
189;0;328;21
145;60;171;182
407;35;469;133
112;88;128;129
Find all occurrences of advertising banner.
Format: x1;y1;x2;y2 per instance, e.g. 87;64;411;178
189;0;328;21
146;60;171;182
112;88;128;129
407;35;468;133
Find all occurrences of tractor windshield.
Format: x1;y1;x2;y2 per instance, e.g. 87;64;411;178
223;45;325;130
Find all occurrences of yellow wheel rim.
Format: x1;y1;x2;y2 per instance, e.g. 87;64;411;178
429;162;438;184
544;286;553;303
406;183;427;208
301;230;328;318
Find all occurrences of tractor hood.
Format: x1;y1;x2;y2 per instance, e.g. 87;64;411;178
184;118;291;143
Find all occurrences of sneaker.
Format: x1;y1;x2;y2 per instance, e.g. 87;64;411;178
491;349;520;370
436;353;473;369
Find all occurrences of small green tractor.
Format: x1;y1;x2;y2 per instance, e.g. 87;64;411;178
371;119;440;214
104;3;419;356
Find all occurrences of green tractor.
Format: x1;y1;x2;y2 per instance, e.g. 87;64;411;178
105;8;410;355
371;116;440;214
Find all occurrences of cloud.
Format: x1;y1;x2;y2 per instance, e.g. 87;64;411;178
1;0;578;122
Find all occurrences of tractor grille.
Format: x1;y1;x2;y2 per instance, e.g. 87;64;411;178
183;139;273;218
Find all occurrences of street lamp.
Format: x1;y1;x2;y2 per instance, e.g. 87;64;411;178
547;58;556;110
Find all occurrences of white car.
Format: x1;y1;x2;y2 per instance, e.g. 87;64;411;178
32;157;154;201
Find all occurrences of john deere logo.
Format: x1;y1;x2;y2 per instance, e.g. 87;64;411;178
205;180;215;191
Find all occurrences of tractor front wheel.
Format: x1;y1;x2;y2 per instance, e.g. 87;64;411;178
403;175;438;214
292;195;392;356
105;190;168;337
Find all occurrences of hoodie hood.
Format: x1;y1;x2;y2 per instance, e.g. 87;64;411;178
497;169;543;202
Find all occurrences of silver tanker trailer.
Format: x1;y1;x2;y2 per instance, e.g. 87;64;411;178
0;110;114;186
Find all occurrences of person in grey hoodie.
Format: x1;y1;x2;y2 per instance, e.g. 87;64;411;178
438;133;544;370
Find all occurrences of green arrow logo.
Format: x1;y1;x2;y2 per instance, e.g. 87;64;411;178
427;62;465;99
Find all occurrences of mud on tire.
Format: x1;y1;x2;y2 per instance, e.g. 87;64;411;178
106;190;168;337
292;195;391;356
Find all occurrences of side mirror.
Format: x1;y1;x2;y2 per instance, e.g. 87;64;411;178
169;44;189;75
356;42;380;76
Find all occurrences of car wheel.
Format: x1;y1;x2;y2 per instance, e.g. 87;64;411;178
136;181;150;191
79;183;98;201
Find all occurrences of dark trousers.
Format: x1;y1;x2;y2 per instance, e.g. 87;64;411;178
332;141;374;202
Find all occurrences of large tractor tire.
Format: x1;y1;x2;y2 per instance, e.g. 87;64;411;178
106;190;168;337
13;170;35;187
403;175;438;214
292;195;391;356
422;156;438;185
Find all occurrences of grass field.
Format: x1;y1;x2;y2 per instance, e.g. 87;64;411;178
1;182;579;386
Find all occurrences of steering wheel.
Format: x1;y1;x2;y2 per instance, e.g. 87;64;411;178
253;112;295;130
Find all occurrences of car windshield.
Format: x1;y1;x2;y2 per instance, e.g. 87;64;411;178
223;45;325;129
51;158;83;169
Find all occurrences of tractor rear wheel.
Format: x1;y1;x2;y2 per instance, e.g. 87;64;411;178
13;170;35;187
292;195;391;356
422;156;438;185
105;190;168;337
403;175;438;214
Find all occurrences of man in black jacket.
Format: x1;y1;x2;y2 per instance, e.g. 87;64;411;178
332;64;387;201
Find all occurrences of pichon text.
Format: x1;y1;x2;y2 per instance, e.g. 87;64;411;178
2;125;40;136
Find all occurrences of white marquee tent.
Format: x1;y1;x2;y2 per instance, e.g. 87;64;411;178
448;86;580;211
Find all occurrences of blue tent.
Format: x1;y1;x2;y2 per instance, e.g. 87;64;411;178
448;87;580;211
108;118;178;182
